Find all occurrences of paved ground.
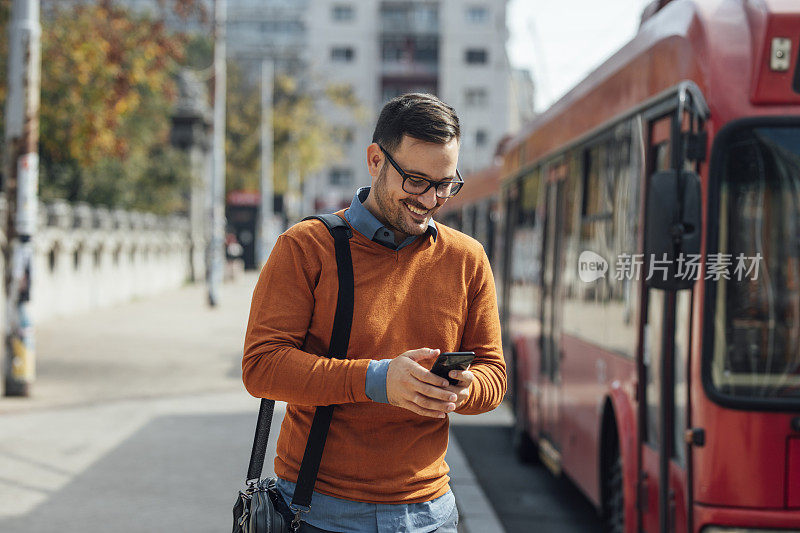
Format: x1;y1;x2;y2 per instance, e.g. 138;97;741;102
450;408;602;533
0;274;251;414
0;271;601;532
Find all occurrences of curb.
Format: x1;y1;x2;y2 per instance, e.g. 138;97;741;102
447;429;505;533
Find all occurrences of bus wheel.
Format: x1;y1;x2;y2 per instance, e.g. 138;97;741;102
602;450;624;533
512;374;538;463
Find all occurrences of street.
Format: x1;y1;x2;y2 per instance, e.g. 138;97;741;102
451;409;602;532
0;272;602;532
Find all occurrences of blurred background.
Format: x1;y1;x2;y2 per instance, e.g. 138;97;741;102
0;1;653;531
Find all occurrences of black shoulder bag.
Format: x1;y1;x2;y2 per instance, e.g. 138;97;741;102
233;214;354;533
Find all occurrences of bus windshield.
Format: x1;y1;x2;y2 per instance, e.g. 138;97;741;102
710;124;800;403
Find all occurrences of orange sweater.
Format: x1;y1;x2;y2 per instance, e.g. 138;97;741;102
242;212;505;504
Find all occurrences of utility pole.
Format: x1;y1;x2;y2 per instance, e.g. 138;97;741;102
208;0;227;307
286;134;300;224
3;0;41;397
256;60;275;268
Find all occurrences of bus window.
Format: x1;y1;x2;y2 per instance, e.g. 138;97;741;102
645;289;664;446
563;123;641;358
473;201;489;254
643;289;691;454
674;290;692;465
466;205;478;236
486;201;498;264
653;141;670;172
508;169;543;321
710;124;800;405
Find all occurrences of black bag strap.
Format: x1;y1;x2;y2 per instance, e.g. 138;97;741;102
246;397;276;483
244;213;354;513
291;214;354;511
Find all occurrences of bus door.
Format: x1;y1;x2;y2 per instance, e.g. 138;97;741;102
539;168;566;473
638;100;704;532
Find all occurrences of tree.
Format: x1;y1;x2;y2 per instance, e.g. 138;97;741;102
179;30;366;198
0;0;206;214
37;1;193;213
0;0;364;214
223;60;366;197
271;75;362;196
224;60;260;193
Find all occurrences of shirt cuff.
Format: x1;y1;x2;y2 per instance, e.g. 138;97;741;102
365;359;391;404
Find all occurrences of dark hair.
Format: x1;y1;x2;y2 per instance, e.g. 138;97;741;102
371;93;460;153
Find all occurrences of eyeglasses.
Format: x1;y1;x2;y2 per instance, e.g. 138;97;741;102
378;145;464;199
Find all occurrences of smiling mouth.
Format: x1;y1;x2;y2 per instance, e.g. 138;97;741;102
404;202;429;217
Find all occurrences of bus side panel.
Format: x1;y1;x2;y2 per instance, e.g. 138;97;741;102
560;334;638;507
693;401;787;508
512;321;543;438
693;505;800;531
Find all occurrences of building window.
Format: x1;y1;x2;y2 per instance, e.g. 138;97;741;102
330;168;354;186
381;4;438;32
465;88;488;106
476;129;488;146
256;20;304;35
465;48;488;64
466;6;489;24
331;46;355;62
381;36;438;65
332;5;354;21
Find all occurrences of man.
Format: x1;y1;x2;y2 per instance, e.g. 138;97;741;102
243;93;506;533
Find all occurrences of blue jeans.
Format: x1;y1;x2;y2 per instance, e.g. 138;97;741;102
297;503;459;533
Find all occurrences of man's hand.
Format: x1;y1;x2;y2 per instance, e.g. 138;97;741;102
445;369;474;410
386;348;458;418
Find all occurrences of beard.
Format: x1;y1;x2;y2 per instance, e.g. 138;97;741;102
372;168;435;240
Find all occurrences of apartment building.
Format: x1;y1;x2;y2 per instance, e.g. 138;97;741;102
92;0;531;216
115;0;309;76
304;0;521;212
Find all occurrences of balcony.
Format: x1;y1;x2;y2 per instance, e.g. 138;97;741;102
381;59;438;77
381;34;438;77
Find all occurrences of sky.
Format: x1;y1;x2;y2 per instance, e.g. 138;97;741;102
506;0;653;111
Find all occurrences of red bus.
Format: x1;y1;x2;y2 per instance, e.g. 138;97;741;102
440;0;800;531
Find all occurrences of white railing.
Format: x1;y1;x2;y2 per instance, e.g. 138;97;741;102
30;200;192;322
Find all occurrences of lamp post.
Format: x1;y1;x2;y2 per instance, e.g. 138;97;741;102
170;70;211;283
256;60;275;267
3;0;41;397
208;0;227;307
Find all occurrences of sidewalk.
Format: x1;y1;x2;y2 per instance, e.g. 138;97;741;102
0;272;502;532
0;273;254;414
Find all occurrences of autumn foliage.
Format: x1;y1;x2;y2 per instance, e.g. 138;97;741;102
0;0;363;214
0;0;201;213
42;2;184;167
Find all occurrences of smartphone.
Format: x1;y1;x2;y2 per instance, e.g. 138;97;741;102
430;352;475;386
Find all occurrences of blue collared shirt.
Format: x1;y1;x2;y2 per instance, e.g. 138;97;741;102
345;186;437;251
278;187;453;533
